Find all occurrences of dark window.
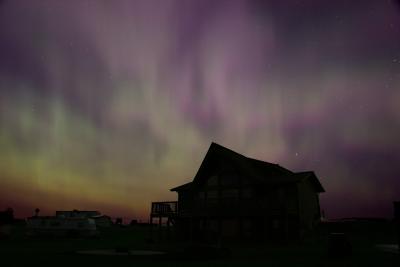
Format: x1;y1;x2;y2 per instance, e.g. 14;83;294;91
221;189;239;199
207;175;218;186
199;191;206;199
207;190;218;199
242;188;253;198
220;173;239;186
206;190;218;205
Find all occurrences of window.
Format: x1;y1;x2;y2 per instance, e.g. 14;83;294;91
221;189;239;199
220;173;239;186
198;191;206;199
206;190;218;205
278;188;285;203
242;177;252;184
207;190;218;199
207;175;218;186
242;188;253;198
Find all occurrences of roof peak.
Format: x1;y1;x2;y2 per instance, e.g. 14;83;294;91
171;142;324;193
209;142;280;166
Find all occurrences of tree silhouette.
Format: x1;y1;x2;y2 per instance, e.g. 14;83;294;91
115;218;123;226
5;208;13;223
34;208;40;217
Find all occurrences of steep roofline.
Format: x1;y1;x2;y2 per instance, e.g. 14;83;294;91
170;182;193;192
294;171;325;192
170;142;325;193
192;142;291;183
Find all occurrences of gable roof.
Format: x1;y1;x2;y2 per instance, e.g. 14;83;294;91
170;182;194;192
171;142;325;193
293;171;325;192
194;142;292;180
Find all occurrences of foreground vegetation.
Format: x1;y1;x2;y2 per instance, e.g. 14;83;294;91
0;221;398;266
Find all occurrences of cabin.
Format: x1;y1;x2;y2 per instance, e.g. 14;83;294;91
151;142;325;242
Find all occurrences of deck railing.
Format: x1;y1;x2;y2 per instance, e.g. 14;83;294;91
151;201;178;216
151;199;290;218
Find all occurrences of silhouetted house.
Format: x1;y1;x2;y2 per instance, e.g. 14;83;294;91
153;142;325;241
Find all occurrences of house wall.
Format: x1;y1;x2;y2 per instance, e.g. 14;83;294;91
177;175;305;241
187;174;260;217
255;184;300;240
178;191;194;215
297;178;321;232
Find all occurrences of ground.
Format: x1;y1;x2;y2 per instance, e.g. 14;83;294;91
0;221;399;266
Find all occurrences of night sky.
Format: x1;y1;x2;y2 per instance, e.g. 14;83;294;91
1;0;400;221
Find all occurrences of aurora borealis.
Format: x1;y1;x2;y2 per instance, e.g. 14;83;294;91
1;0;400;221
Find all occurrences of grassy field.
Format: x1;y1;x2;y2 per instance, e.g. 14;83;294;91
0;222;399;267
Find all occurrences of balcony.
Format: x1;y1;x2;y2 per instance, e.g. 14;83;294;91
150;201;178;217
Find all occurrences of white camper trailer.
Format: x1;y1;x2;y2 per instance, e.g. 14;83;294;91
26;216;97;237
55;210;112;228
91;215;113;227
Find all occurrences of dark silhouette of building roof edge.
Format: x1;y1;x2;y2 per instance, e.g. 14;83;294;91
171;142;325;192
